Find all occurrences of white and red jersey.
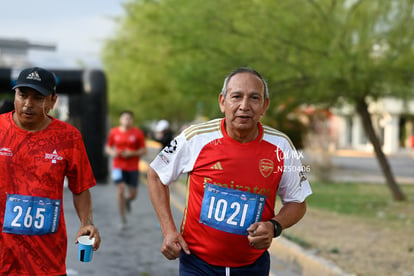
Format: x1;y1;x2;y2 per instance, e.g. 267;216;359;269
106;126;146;171
150;118;312;267
0;112;96;275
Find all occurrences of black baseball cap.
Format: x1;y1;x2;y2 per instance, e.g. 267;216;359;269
12;67;57;96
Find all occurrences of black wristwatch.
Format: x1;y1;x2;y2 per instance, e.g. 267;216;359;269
268;219;282;238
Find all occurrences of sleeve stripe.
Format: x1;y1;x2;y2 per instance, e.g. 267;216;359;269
262;125;296;149
184;118;222;140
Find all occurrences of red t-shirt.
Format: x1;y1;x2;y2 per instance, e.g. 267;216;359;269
151;118;312;267
0;112;96;275
106;126;146;171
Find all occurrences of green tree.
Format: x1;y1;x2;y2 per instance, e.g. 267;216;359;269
103;0;414;200
263;0;413;201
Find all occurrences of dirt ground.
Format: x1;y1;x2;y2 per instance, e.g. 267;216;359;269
283;208;414;276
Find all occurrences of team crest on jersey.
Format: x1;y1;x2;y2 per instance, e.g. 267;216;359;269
45;150;63;164
259;159;274;178
0;148;13;157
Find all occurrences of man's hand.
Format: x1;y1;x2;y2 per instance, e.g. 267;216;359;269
161;231;190;260
75;225;101;251
120;149;134;158
247;221;274;249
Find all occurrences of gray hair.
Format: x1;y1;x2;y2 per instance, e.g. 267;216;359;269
220;67;269;99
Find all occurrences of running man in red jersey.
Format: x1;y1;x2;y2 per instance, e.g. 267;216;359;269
0;67;101;275
105;111;147;229
148;67;312;275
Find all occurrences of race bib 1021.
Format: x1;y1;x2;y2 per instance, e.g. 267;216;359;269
199;183;266;235
2;194;61;235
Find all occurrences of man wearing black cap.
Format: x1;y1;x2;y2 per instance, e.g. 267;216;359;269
0;67;101;275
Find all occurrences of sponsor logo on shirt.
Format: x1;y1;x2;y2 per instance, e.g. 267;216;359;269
299;171;308;183
210;162;223;170
203;177;271;197
163;139;177;154
158;152;170;164
0;148;13;157
45;150;63;164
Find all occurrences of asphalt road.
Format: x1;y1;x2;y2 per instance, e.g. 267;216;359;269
328;150;414;184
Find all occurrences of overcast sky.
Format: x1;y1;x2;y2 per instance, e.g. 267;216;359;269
0;0;125;68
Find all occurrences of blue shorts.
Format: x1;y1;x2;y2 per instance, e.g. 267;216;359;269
179;250;270;276
112;169;139;188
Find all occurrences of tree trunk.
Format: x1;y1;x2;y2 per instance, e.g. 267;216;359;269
355;98;406;201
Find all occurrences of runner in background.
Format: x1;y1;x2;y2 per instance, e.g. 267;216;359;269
105;111;147;229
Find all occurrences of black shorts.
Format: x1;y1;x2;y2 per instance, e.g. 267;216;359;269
112;169;139;188
179;250;270;275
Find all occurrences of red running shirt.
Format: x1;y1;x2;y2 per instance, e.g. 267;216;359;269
151;118;312;267
106;126;146;171
0;112;96;275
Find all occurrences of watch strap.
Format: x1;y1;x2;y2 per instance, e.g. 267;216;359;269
269;219;282;238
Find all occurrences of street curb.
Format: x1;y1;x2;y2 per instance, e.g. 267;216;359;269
269;237;352;276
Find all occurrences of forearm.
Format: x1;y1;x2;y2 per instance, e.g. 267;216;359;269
136;147;147;157
105;145;117;157
273;201;307;229
73;190;94;227
125;147;147;158
147;168;177;235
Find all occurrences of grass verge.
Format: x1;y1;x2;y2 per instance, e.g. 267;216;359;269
303;181;414;226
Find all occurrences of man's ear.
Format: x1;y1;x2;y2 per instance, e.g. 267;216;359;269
219;94;225;113
261;98;270;117
50;94;58;109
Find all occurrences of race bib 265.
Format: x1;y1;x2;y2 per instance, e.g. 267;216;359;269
2;194;61;235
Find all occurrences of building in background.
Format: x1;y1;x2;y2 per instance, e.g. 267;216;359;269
332;98;414;154
0;37;67;118
0;38;56;68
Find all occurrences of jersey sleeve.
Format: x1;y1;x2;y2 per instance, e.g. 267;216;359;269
277;140;312;204
150;131;198;185
67;131;97;194
150;133;187;185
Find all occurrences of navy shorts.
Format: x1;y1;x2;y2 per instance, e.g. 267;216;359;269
179;250;270;276
112;169;139;188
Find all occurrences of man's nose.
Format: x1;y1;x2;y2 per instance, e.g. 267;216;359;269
239;96;250;110
23;97;35;107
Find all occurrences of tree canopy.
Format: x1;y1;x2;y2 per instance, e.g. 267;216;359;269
103;0;414;199
103;0;414;123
